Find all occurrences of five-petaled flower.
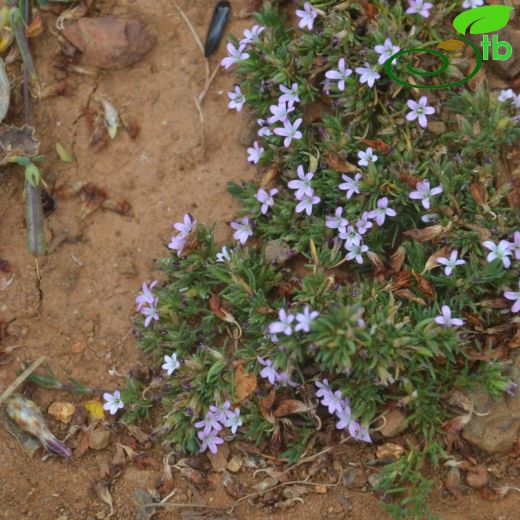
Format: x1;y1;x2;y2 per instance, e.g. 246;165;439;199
295;306;319;332
257;356;279;385
406;97;436;128
198;429;224;454
103;391;124;415
227;85;246;112
406;0;433;18
247;141;264;164
169;213;197;255
338;173;362;199
409;179;443;209
267;101;295;124
369;197;396;226
437;250;466;277
340;226;362;248
434;305;464;327
355;62;381;88
356;212;373;235
483;240;512;268
162;354;180;376
288;165;314;199
224;408;243;434
326;207;349;231
374;38;400;65
325;58;353;91
505;281;520;313
136;280;158;312
221;42;249;69
345;242;369;264
240;24;265;46
296;192;321;216
279;83;300;107
231;217;253;245
268;308;295;336
256;188;278;215
357;147;378;167
274;118;303;148
295;2;318;30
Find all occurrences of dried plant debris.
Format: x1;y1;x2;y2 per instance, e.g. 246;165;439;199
53;181;132;219
5;395;71;457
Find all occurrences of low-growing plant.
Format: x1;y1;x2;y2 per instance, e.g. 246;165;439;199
114;1;520;517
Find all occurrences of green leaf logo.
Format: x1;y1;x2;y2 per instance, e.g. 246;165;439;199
453;5;513;35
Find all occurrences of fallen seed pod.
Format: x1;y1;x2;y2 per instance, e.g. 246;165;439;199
5;395;72;458
204;1;230;57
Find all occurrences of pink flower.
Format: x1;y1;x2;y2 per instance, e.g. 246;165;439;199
247;141;264;164
437;250;465;277
221;42;249;69
339;226;362;248
268;308;295;336
434;305;464;327
355;62;380;88
406;97;435;128
267;101;295;124
136;280;158;312
345;242;369;264
356;212;373;235
279;83;300;107
483;240;512;268
198;429;224;454
511;231;520;260
295;192;321;216
228;85;246;112
256;188;278;215
231;217;253;244
288;165;314;199
338;173;362;199
409;179;443;209
325;58;352;91
240;24;264;46
326;207;349;231
294;306;319;332
273;118;303;148
257;356;278;385
357;147;377;167
296;2;318;30
504;281;520;313
168;214;197;255
406;0;433;18
368;197;396;226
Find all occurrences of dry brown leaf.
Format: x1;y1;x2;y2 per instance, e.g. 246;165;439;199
208;293;236;323
394;289;426;306
259;388;276;424
273;398;313;417
361;138;391;153
403;225;445;243
389;246;406;274
413;272;436;299
470;183;488;206
260;165;279;188
234;364;257;401
423;246;450;273
442;414;472;432
367;251;385;275
324;153;358;173
509;328;520;349
387;270;411;291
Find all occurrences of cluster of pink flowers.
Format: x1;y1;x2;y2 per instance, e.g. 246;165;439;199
268;306;319;336
315;380;372;443
323;158;398;264
168;213;197;255
288;165;321;216
257;356;298;387
195;401;242;454
136;280;159;327
221;24;265;70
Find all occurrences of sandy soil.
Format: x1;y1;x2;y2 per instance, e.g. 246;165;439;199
1;1;520;518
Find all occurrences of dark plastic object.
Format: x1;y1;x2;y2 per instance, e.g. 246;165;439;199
204;1;231;57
